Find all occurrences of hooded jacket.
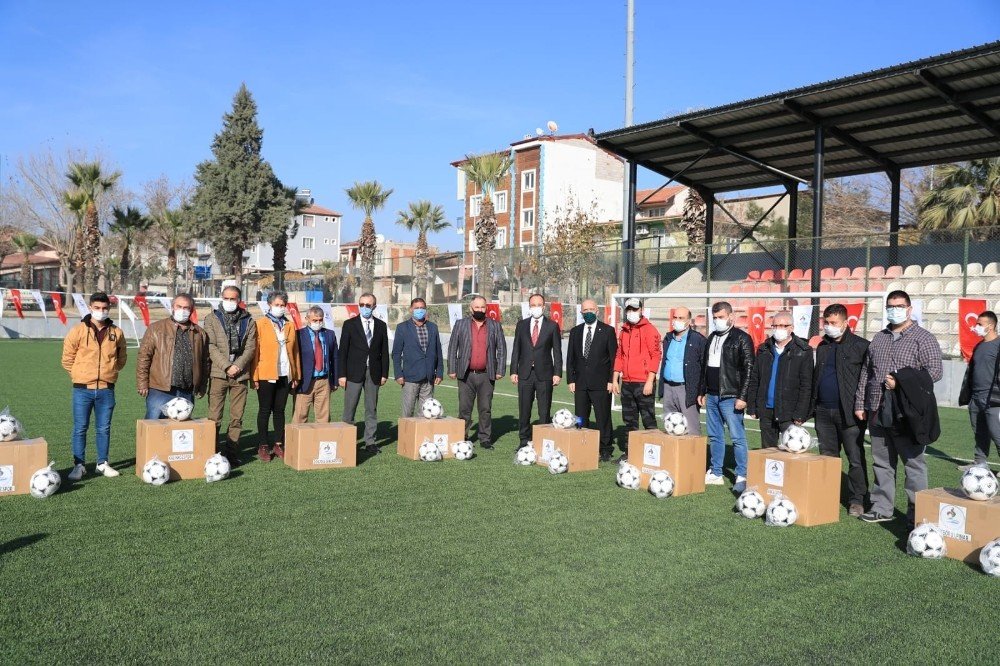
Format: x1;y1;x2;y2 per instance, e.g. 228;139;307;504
614;316;662;383
61;315;128;389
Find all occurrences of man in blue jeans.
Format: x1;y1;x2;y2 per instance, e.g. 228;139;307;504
698;301;755;493
61;292;128;480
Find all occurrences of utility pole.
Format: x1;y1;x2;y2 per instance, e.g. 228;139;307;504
621;0;636;291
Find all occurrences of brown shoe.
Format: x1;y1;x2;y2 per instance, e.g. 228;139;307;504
272;444;285;460
257;445;272;462
848;503;864;518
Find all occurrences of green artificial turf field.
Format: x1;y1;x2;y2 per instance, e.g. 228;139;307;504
1;339;997;664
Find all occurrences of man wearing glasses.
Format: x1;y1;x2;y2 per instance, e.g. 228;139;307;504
338;293;389;455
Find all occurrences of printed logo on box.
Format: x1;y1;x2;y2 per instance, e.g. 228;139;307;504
643;443;661;467
764;458;785;487
313;441;342;465
766;488;782;498
172;429;195;453
433;434;449;454
0;464;14;493
938;502;970;540
541;439;555;462
168;453;194;462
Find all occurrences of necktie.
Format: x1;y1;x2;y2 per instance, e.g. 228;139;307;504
365;319;372;345
584;325;593;359
314;332;323;373
531;319;539;346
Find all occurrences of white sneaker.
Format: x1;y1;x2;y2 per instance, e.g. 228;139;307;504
96;462;120;478
705;471;725;485
68;463;86;481
733;476;747;494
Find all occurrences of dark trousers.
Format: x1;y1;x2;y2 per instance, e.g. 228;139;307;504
575;387;613;456
815;405;869;505
256;377;290;447
517;368;553;446
759;406;792;448
458;371;495;446
620;381;656;451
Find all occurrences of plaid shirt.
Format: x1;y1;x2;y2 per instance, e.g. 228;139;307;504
415;321;428;352
854;322;943;412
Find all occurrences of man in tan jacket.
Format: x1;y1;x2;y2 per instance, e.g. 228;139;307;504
203;286;257;465
136;293;209;420
61;292;127;481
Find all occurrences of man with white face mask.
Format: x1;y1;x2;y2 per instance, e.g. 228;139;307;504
613;298;662;461
657;307;706;436
293;306;339;424
136;293;210;420
510;293;563;450
204;286;258;464
959;310;1000;468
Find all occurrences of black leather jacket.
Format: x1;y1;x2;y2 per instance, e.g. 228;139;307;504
700;327;754;401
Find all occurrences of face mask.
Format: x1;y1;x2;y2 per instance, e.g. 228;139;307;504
672;319;686;333
269;306;286;319
472;311;486;322
714;317;731;333
173;308;191;323
221;300;238;313
824;324;844;339
582;312;598;325
974;324;987;337
360;306;373;318
529;306;544;319
772;329;789;342
412;308;427;321
626;310;641;325
90;309;108;322
886;307;908;325
309;321;324;332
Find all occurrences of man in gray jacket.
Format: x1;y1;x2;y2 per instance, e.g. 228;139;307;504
448;296;507;449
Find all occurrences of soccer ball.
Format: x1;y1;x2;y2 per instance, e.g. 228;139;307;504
980;538;1000;577
961;465;998;501
418;439;442;462
552;409;575;429
204;453;231;483
548;450;569;474
765;497;798;527
616;462;641;489
0;413;22;441
662;412;689;436
29;462;61;499
451;440;475;461
162;397;194;421
780;425;811;453
421;398;443;419
515;444;536;466
906;522;947;559
736;489;767;519
142;456;171;486
648;470;675;499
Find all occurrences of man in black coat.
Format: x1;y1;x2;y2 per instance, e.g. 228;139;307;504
658;306;706;436
337;293;390;454
567;299;618;461
747;311;814;448
510;293;563;449
813;303;870;517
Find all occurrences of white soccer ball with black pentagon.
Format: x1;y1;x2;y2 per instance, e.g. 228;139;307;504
204;453;231;483
0;413;22;441
142;456;170;486
662;411;689;436
765;497;798;527
29;462;61;499
418;439;442;462
961;465;998;501
451;440;475;461
552;409;575;430
420;398;444;419
162;397;194;421
616;462;641;490
548;450;569;474
906;522;946;559
780;425;811;453
648;470;675;499
980;538;1000;577
515;444;536;466
736;489;767;519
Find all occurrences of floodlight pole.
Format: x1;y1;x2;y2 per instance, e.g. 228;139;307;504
810;125;825;336
621;0;636;292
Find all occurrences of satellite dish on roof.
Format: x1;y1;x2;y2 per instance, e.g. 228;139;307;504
535;128;545;136
546;120;558;133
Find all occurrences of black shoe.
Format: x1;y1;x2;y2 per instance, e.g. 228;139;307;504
860;511;892;523
481;442;494;450
599;453;612;463
365;444;379;455
615;454;628;464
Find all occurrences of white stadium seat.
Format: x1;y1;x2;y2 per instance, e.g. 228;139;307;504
967;262;984;276
905;281;923;295
930;320;949;335
887;280;905;292
985;262;1000;276
944;280;964;295
922;264;942;278
926;298;947;313
967;279;987;295
923;280;943;295
942;263;963;277
989;279;1000;294
903;265;922;278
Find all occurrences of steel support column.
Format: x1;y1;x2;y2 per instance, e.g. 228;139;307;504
810;126;824;336
624;161;638;292
888;167;901;267
787;182;798;275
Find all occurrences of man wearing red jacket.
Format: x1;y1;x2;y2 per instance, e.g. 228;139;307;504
613;298;662;461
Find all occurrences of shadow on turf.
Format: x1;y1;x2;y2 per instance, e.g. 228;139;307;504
0;533;47;556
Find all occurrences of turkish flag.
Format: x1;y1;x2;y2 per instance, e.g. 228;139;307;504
287;302;304;329
959;298;988;362
486;302;501;322
605;305;615;326
549;302;563;330
345;304;360;318
9;289;24;319
747;305;767;350
51;293;68;325
134;294;151;326
189;306;199;325
844;302;865;332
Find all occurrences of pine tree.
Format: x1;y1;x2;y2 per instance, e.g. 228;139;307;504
189;84;292;277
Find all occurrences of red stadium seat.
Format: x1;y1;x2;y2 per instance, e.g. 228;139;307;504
737;315;748;328
729;283;743;293
808;335;823;349
789;268;804;280
885;266;903;278
834;267;851;279
821;268;836;279
748;270;761;281
850;267;867;279
760;269;776;281
868;266;886;279
804;269;813;279
845;279;865;292
774;269;787;281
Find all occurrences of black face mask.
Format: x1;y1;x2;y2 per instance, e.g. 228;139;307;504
472;311;487;321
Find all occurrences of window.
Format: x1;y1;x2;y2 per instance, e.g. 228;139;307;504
324;239;330;245
302;214;315;228
301;258;314;270
493;191;508;214
522;170;536;192
644;206;667;218
302;237;315;250
496;227;507;249
522;209;535;229
469;194;482;217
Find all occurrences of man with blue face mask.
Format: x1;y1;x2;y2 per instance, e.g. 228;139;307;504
338;292;390;455
392;297;443;417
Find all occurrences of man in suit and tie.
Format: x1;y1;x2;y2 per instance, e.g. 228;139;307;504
392;297;443;417
510;293;563;450
338;292;390;455
566;299;618;462
448;296;507;449
293;306;338;424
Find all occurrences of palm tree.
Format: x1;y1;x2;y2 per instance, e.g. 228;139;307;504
680;188;707;261
345;181;393;292
62;189;89;292
396;200;449;301
460;152;512;300
11;232;39;288
110;205;153;291
154;208;190;295
919;158;1000;230
65;161;120;292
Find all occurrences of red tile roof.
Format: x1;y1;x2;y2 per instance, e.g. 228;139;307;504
636;185;686;207
300;204;341;217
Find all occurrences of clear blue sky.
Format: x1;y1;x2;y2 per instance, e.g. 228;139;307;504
1;1;997;251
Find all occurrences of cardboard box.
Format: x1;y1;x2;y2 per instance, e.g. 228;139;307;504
915;487;1000;564
532;425;599;472
284;422;357;470
746;449;840;526
135;419;215;481
0;438;49;497
627;430;707;496
397;417;466;460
